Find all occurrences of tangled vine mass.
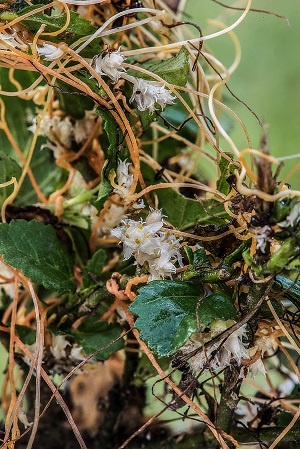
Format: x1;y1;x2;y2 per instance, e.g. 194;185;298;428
0;0;300;448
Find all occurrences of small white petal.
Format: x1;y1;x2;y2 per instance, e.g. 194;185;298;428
37;43;64;61
130;78;175;113
93;49;126;82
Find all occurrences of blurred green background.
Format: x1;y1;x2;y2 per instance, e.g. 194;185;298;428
185;0;300;187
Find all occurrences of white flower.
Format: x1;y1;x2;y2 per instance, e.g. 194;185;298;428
112;215;163;260
130;78;175;113
111;210;182;280
180;320;249;373
0;30;27;51
30;112;98;159
248;358;267;378
100;204;128;235
73;110;98;144
252;225;272;254
50;334;89;363
279;202;300;228
70;346;87;362
93;49;126;82
113;159;134;198
50;335;70;359
37;43;64;61
18;411;33;429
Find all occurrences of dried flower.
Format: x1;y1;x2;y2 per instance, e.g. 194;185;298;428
252;225;272;254
180;320;249;373
73;110;98;144
37;43;64;61
0;30;27;51
93;49;126;82
130;78;175;113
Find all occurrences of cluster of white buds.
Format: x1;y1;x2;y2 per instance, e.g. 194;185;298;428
180;319;249;373
93;48;126;82
129;77;175;113
111;209;183;280
29;110;97;159
110;159;144;208
37;43;64;61
113;159;134;198
92;49;175;113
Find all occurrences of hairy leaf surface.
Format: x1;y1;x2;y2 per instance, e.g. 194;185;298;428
0;220;75;293
130;281;237;356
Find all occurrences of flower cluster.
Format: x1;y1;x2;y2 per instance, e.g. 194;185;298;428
50;334;87;363
21;334;90;373
92;49;175;113
111;209;183;280
29;110;97;158
113;159;134;198
129;77;175;113
93;48;126;82
180;319;249;373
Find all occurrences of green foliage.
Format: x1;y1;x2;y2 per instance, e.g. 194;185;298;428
18;6;100;56
0;220;76;293
95;109;127;210
15;324;36;345
156;188;227;230
83;248;106;287
276;275;300;309
0;153;21;205
130;281;236;356
55;80;95;120
216;153;234;195
73;318;124;360
129;47;190;86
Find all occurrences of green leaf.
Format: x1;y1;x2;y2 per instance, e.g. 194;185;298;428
0;220;75;293
55;79;94;120
193;246;209;267
95;160;113;210
129;47;190;86
15;325;36;345
0;153;22;206
156;188;227;230
18;6;99;57
275;275;300;309
216;153;234;195
95;109;128;210
83;249;106;287
73;319;124;360
183;246;194;264
130;281;200;356
197;293;237;328
130;281;237;356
